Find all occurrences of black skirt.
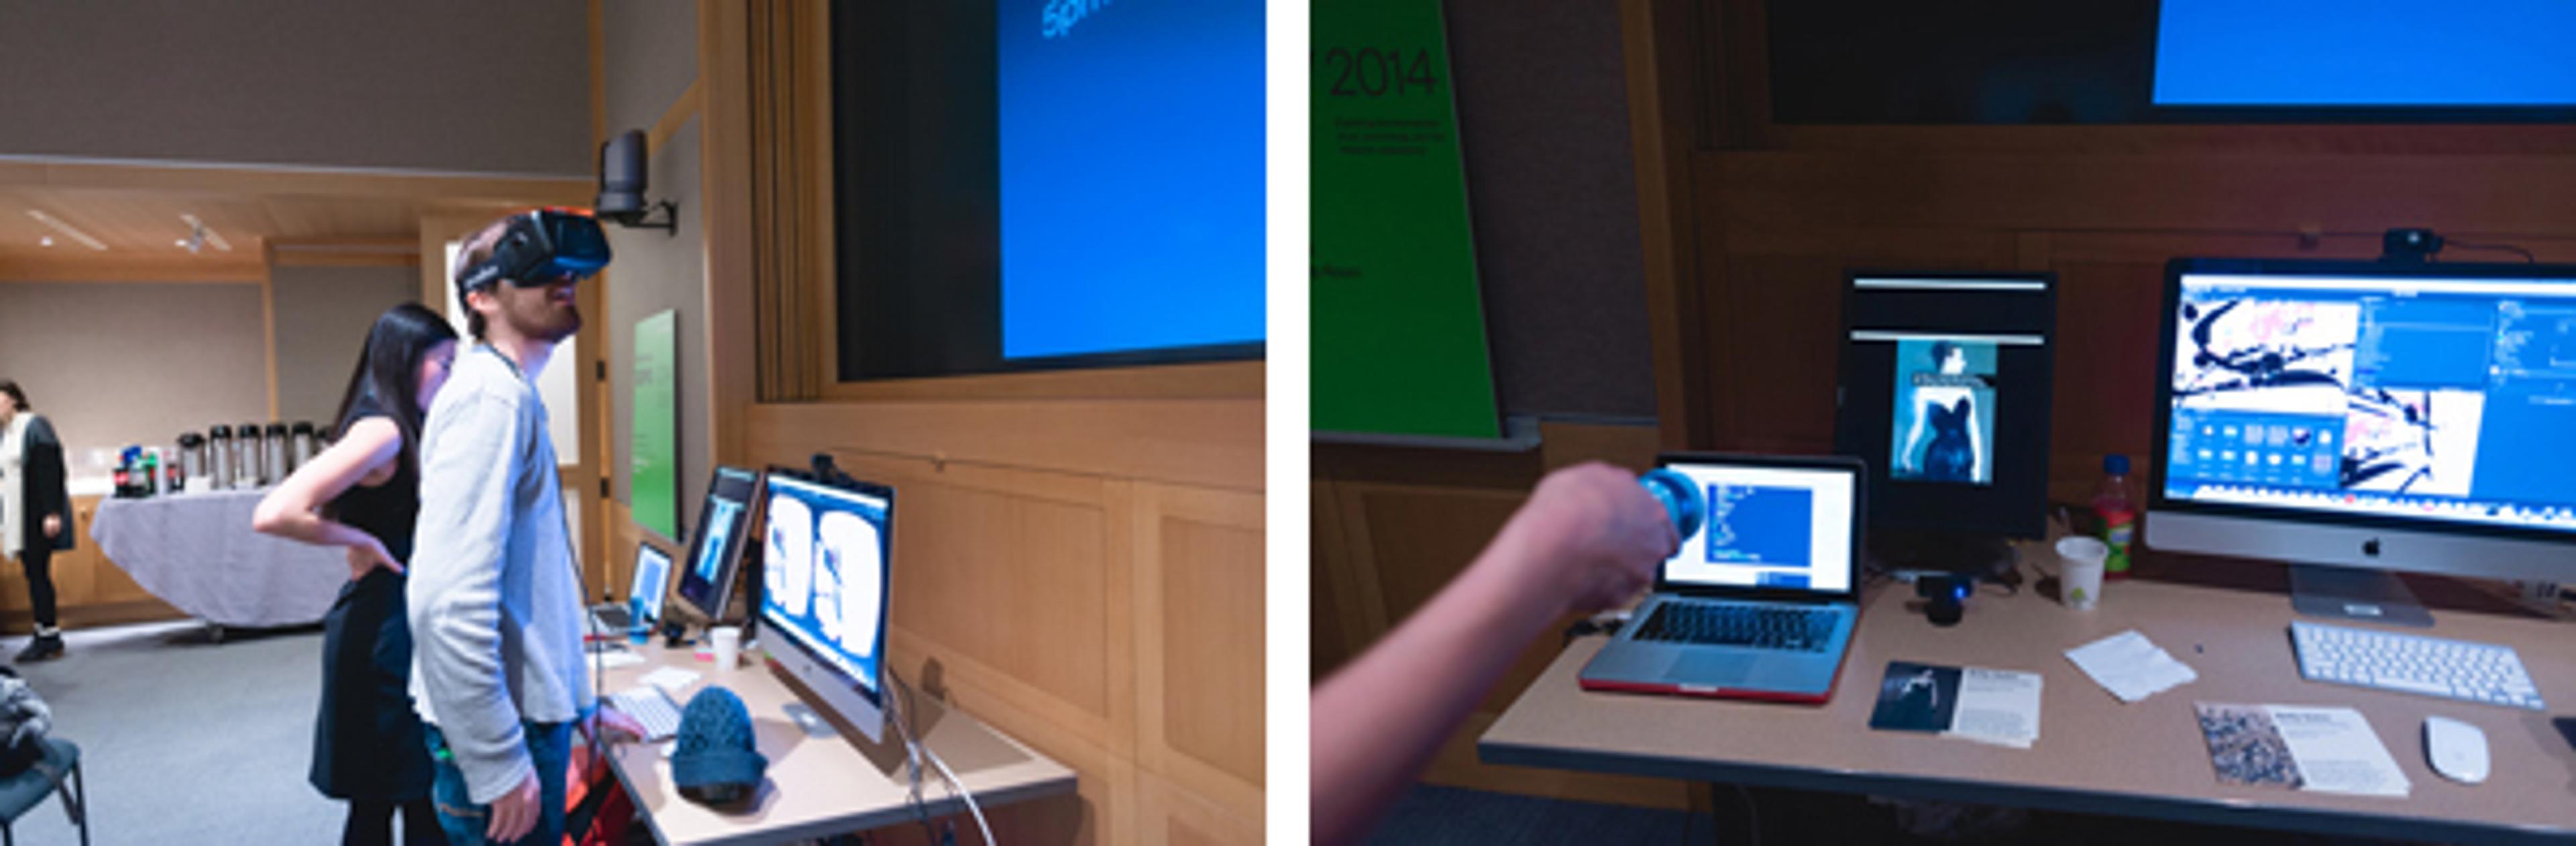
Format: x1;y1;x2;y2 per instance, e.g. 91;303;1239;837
310;568;435;801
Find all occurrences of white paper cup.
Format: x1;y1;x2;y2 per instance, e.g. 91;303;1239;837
2055;536;2109;611
711;625;743;670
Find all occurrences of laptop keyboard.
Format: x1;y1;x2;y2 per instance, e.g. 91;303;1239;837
1634;602;1835;651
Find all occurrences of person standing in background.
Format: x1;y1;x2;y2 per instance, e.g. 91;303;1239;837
0;381;72;663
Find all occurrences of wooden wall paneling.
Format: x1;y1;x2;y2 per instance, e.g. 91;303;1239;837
798;0;839;399
1134;771;1262;846
1619;0;1716;450
1132;482;1263;829
1710;150;2576;235
816;362;1263;405
1308;477;1354;680
696;0;759;469
742;429;1146;844
0;158;589;207
1762;124;2576;156
0;256;264;282
260;259;280;419
745;401;1260;494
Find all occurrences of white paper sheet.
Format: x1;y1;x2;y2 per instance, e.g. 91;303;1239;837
2065;630;2198;703
2269;706;2411;798
639;666;701;695
2194;702;2410;798
1946;667;2044;749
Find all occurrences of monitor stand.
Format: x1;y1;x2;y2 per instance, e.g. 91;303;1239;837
1870;529;2015;582
2288;564;2433;627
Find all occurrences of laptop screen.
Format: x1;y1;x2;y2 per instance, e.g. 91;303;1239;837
1657;460;1858;594
631;543;673;623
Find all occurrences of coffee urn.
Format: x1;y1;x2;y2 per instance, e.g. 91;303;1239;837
176;433;203;492
262;423;289;484
290;422;318;469
236;421;265;488
206;426;233;490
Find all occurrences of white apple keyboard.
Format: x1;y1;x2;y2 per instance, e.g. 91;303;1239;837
2290;621;2544;710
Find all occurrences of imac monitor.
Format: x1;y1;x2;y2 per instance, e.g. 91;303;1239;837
2152;258;2576;621
1833;272;2057;572
676;466;763;623
756;472;895;743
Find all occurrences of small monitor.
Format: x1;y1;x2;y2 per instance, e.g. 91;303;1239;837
675;466;763;623
2151;258;2576;592
629;541;673;626
756;470;894;743
1834;272;2057;551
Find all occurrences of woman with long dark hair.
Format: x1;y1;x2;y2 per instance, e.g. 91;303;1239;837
254;303;458;846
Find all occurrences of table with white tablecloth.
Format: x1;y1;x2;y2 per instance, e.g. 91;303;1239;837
88;488;347;629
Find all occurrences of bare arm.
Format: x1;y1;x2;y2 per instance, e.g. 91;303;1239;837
1310;463;1676;845
252;418;402;571
1898;391;1929;471
1966;401;1984;481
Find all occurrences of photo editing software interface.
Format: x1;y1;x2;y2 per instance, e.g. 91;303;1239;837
760;475;892;696
1659;462;1856;592
2166;271;2576;534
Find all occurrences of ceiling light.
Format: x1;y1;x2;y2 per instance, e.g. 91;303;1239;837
178;213;232;252
23;210;105;251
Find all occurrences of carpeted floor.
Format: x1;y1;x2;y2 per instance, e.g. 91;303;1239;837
7;620;350;845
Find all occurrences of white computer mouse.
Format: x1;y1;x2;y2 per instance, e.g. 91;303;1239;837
2424;715;2489;785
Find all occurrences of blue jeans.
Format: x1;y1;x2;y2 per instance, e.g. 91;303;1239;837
423;722;572;846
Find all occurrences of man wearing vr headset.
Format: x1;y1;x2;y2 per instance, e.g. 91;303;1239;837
407;210;644;845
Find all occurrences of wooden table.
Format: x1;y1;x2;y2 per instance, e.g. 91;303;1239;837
600;641;1077;846
1480;577;2576;843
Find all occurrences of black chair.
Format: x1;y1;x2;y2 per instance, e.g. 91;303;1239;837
0;737;85;846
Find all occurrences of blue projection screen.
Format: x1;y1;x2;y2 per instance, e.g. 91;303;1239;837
2155;1;2576;107
996;0;1266;361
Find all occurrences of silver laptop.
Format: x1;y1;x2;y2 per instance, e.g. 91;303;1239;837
1579;454;1866;704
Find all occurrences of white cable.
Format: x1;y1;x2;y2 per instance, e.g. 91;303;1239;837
922;740;995;846
889;668;996;845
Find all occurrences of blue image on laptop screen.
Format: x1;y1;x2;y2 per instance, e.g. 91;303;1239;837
1704;485;1814;588
1660;462;1856;593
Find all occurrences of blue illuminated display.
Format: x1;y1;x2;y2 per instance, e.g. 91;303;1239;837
2155;1;2576;107
998;0;1266;360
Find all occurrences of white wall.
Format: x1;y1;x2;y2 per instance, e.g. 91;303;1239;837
270;264;420;427
0;282;268;475
0;0;591;176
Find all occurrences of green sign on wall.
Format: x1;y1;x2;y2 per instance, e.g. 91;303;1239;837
632;309;679;539
1311;0;1501;440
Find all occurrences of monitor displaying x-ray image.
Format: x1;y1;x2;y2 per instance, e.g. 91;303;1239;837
1888;338;1999;486
676;466;763;623
760;474;892;694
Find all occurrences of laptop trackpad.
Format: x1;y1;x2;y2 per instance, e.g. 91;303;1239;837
1666;651;1756;686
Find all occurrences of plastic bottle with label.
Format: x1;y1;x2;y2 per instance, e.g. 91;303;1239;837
2094;454;2137;579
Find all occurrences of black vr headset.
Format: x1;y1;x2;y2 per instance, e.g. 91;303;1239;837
455;209;612;295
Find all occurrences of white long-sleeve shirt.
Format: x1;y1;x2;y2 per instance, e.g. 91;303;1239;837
407;343;592;804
